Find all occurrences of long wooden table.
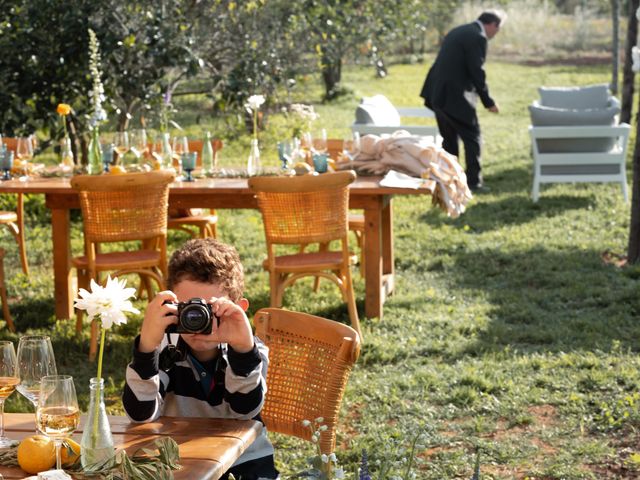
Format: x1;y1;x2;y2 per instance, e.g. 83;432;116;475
0;413;261;479
0;175;431;319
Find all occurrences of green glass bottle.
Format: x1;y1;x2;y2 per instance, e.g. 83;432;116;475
201;131;214;174
87;127;103;175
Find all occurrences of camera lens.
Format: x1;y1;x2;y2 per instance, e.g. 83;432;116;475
180;304;211;333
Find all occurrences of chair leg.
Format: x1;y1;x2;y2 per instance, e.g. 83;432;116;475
342;270;361;339
16;193;28;276
269;272;280;307
75;269;90;334
0;258;14;332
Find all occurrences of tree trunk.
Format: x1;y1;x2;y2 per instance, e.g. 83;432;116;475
627;89;640;262
611;0;620;94
621;0;639;124
321;56;342;101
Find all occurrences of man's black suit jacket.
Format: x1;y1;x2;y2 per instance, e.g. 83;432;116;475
420;21;495;123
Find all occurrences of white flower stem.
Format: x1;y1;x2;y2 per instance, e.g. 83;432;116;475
91;326;107;446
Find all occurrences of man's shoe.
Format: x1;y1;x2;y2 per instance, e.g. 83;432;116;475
470;184;491;194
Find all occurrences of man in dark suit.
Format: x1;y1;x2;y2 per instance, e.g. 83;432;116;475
420;11;504;192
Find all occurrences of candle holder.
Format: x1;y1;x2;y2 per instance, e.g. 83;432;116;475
1;150;13;181
181;152;197;182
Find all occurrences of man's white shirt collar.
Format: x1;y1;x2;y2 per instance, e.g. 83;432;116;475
475;20;487;38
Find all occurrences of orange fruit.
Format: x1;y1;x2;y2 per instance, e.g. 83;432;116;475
17;435;55;474
109;165;126;175
61;437;81;466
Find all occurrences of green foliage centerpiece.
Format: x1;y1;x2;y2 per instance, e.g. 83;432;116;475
87;29;107;175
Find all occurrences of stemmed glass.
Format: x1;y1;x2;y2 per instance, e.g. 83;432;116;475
16;335;57;431
1;150;13;181
37;375;79;471
277;141;293;170
0;341;19;447
172;136;189;174
114;132;129;168
342;132;361;161
313;129;328;154
16;137;33;181
181;152;197;182
129;129;148;165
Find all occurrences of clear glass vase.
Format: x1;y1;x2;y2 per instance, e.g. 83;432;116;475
80;377;114;467
87;128;103;175
247;138;260;176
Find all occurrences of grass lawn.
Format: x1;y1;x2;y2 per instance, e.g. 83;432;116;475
1;58;640;479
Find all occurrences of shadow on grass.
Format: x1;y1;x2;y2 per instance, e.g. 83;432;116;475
444;245;640;357
419;194;591;231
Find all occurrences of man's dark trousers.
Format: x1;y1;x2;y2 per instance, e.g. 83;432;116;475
434;108;482;188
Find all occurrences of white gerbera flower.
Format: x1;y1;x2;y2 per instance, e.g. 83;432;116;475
74;276;139;329
245;94;265;112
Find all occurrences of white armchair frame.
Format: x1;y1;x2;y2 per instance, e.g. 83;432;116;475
529;123;631;202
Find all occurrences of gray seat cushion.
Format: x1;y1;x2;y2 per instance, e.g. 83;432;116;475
354;94;401;126
529;99;620;153
539;84;610;109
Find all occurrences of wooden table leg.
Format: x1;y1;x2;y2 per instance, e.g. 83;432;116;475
363;197;383;319
51;207;73;319
382;197;394;287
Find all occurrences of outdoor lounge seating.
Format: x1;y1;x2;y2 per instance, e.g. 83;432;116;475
528;84;631;201
254;308;361;454
71;170;175;359
351;94;439;138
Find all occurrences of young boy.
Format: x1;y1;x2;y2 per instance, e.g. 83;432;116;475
122;238;279;480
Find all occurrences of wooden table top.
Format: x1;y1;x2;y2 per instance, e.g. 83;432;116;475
0;174;431;197
0;413;262;479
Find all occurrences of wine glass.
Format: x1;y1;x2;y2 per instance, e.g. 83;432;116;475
172;136;189;174
0;341;19;447
17;335;57;431
114;132;129;167
313;128;328;154
151;133;172;170
342;132;361;161
37;375;79;470
16;137;33;181
129;129;148;164
181;152;197;181
277;141;293;170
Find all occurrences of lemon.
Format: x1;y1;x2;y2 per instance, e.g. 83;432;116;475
293;162;312;175
109;165;127;175
17;435;56;474
61;438;81;466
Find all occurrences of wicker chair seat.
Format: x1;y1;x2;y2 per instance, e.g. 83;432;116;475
71;250;161;270
262;251;344;271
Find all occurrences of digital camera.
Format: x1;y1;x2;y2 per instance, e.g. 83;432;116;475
166;298;217;334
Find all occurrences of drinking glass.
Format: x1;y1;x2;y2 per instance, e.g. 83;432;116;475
313;129;328;154
343;132;361;161
172;136;189;174
114;132;129;167
129;129;148;163
1;150;13;181
17;335;57;430
37;375;79;470
16;137;33;181
0;341;19;447
277;141;293;170
181;152;197;181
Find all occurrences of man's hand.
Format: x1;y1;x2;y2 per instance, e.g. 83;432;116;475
488;104;499;113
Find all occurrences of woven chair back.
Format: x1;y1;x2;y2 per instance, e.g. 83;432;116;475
254;307;360;454
248;171;355;245
70;171;175;243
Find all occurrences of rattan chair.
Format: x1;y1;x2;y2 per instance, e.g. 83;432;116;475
249;171;361;336
254;308;360;454
167;139;222;239
71;170;175;359
0;193;28;275
0;249;14;331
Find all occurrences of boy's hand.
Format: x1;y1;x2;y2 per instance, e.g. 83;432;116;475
209;298;254;353
138;291;179;354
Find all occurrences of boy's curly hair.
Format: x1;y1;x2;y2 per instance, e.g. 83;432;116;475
167;238;244;302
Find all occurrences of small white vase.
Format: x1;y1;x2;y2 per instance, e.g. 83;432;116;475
247;138;261;176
